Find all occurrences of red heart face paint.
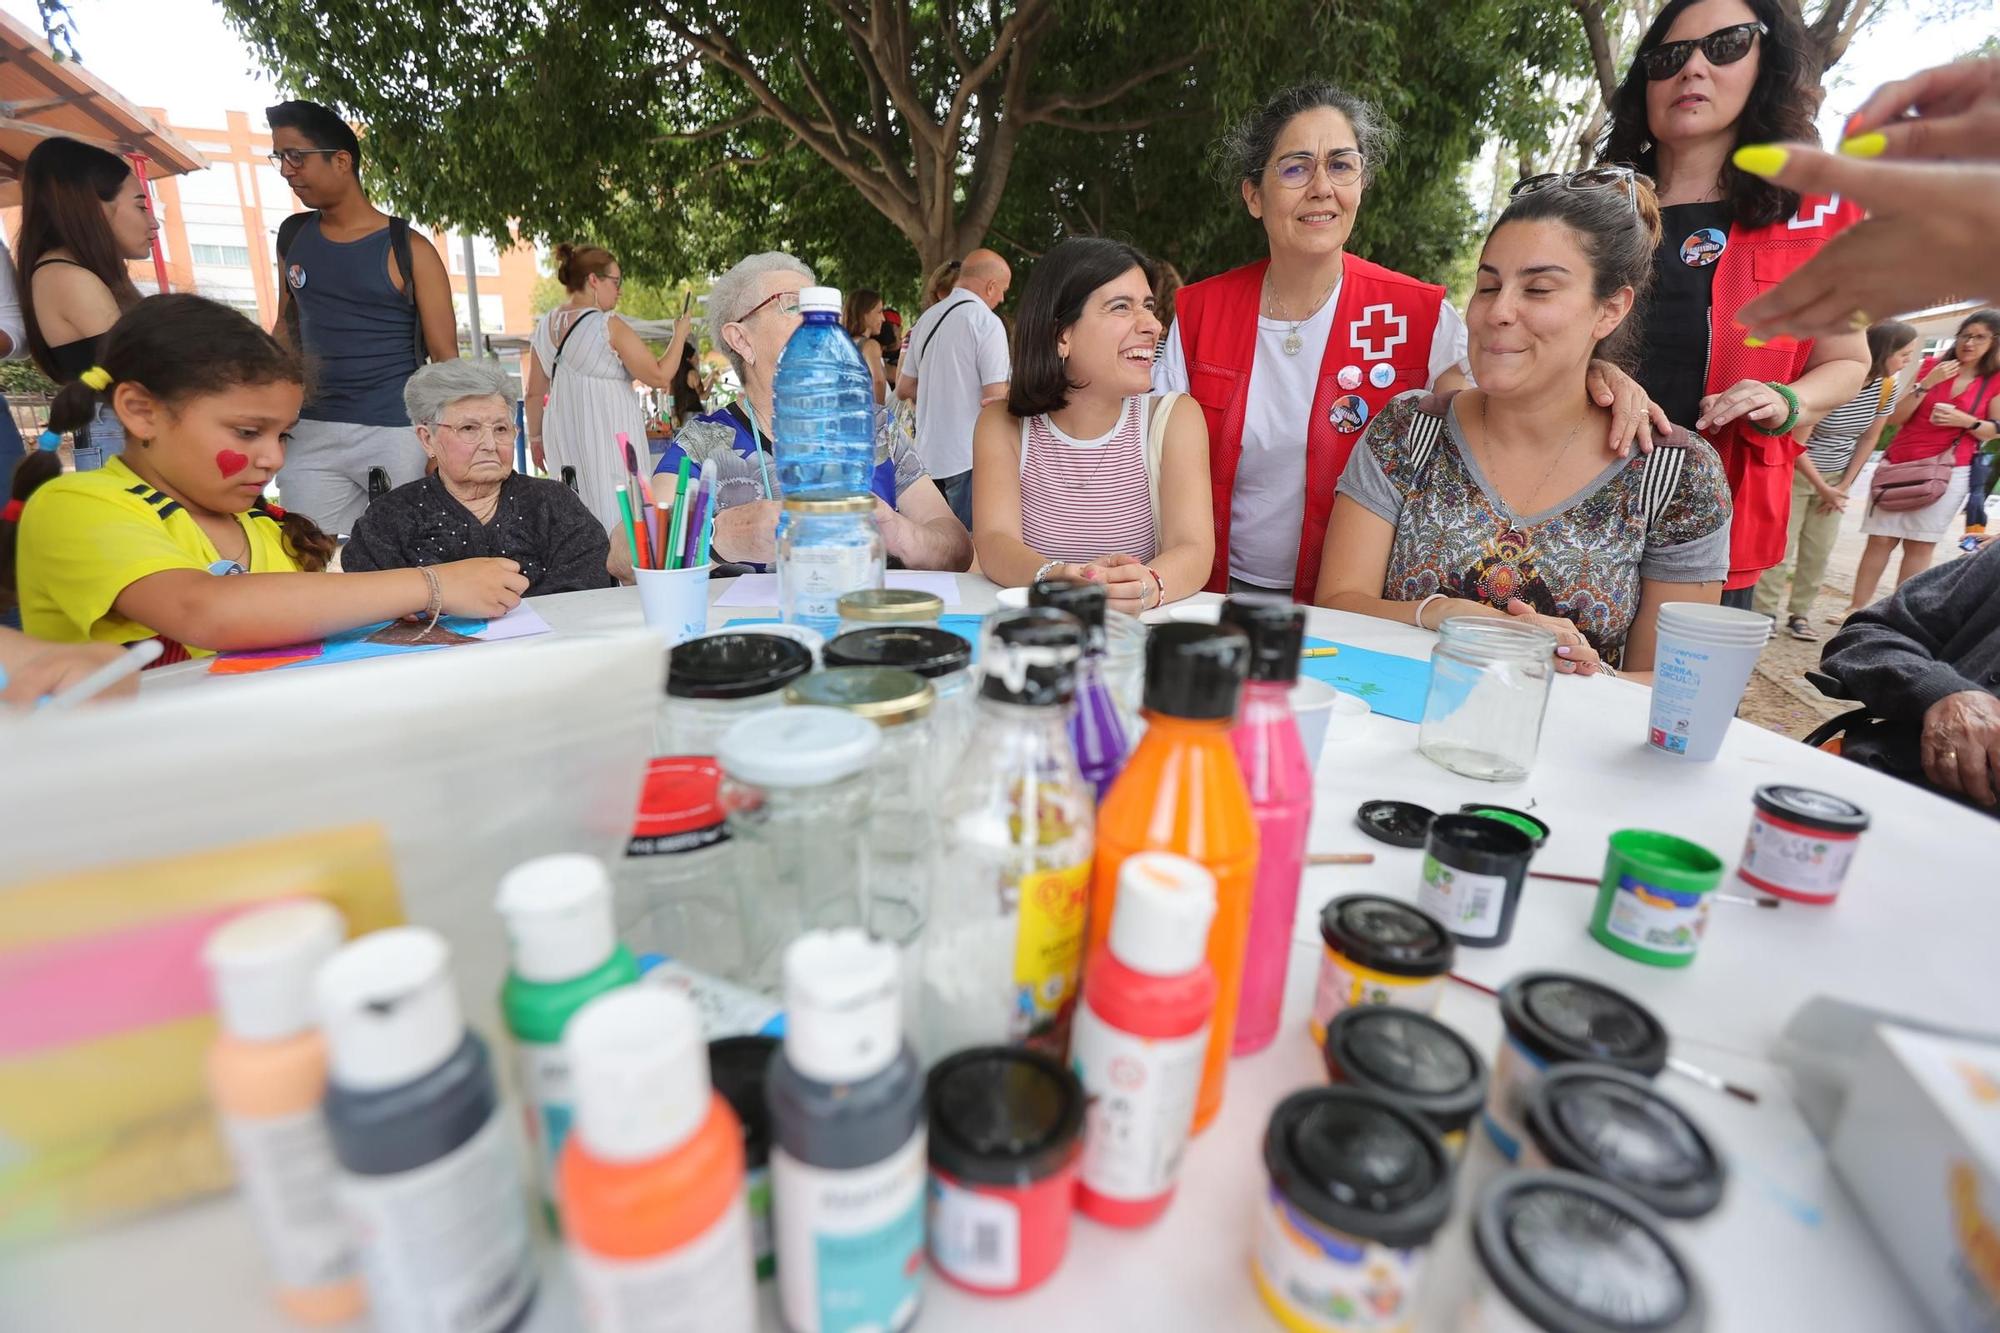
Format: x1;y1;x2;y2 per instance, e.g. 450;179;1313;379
215;450;250;478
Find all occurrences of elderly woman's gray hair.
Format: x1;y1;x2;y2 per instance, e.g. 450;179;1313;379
1217;82;1395;190
404;358;519;426
709;251;816;375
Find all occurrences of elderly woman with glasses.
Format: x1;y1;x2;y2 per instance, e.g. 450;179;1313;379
1155;83;1662;605
1598;0;1868;607
342;360;616;595
655;251;971;571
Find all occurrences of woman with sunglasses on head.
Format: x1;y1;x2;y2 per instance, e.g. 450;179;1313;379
1317;169;1731;680
1601;0;1869;609
1156;84;1664;605
524;243;692;534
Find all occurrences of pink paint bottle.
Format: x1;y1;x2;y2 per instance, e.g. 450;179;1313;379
1219;595;1314;1055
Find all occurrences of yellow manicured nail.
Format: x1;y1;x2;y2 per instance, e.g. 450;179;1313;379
1732;144;1788;178
1743;336;1767;349
1839;132;1887;159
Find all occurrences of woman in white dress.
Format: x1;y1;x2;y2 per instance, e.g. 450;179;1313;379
524;243;691;532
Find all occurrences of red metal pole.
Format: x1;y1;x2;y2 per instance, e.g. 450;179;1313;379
128;153;170;294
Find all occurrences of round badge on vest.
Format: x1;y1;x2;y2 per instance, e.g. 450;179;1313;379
1337;364;1363;391
1369;364;1396;390
287;264;307;291
1330;395;1370;433
1680;229;1726;267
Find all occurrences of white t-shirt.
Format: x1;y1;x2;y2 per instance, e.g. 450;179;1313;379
1154;289;1467;589
905;289;1010;478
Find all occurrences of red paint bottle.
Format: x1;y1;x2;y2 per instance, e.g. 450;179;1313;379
1071;853;1218;1227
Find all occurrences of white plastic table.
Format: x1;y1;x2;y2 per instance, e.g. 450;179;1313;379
26;573;1979;1331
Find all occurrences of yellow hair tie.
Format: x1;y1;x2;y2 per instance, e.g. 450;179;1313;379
80;366;112;391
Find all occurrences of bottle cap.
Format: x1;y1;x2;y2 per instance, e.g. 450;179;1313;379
202;899;346;1043
824;626;972;679
719;705;880;788
495;854;618;984
1217;593;1306;683
1029;578;1107;645
979;608;1082;706
666;632;813;700
566;987;710;1163
782;929;902;1085
1108;853;1218;976
1142;623;1250;719
799;286;842;315
314;927;464;1092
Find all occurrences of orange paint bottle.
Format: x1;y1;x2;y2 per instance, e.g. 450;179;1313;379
558;987;757;1331
1091;624;1258;1134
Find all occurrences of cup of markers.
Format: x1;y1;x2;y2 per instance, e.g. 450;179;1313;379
631;445;721;646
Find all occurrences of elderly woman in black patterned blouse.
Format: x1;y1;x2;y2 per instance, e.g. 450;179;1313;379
343;360;616;595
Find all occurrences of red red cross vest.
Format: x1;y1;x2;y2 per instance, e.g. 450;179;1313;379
1700;192;1864;588
1175;255;1444;602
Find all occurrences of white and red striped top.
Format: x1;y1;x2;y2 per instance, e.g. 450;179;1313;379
1018;395;1157;564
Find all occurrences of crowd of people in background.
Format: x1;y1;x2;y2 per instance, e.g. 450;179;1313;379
1;0;1997;805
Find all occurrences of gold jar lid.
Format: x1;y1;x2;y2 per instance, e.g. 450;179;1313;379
781;495;875;515
784;667;934;725
837;588;946;623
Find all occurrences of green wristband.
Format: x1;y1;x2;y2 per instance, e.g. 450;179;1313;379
1750;380;1801;437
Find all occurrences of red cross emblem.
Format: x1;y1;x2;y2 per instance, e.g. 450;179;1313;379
1352;303;1408;362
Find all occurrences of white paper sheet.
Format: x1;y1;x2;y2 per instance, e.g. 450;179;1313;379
474;602;554;641
713;571;962;608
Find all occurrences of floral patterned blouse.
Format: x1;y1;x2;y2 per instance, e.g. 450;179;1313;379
1335;392;1732;665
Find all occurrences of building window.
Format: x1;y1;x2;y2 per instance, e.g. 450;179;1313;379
191;243;252;267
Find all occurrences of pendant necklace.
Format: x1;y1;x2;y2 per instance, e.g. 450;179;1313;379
1265;272;1339;357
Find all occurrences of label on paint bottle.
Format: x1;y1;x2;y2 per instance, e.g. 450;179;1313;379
771;1132;926;1333
1603;876;1711;957
926;1175;1021;1290
337;1112;537;1333
1418;855;1508;940
1071;1006;1208;1202
221;1108;358;1291
515;1040;572;1206
1255;1185;1423;1333
1309;954;1448;1042
1482;1034;1548;1162
569;1197;757;1332
1011;861;1090;1039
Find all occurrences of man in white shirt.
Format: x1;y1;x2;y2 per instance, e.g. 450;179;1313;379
897;249;1012;530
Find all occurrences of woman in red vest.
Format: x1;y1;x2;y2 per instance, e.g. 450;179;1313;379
1600;0;1869;608
1158;84;1663;603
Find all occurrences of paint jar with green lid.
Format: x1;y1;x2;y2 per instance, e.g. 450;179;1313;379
1590;830;1725;968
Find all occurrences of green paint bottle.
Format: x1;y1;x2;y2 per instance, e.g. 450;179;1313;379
497;853;641;1226
1589;830;1725;969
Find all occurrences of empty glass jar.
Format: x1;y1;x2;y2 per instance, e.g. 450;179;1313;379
657;630;815;757
824;625;975;782
837;588;946;637
1418;617;1557;782
614;756;744;978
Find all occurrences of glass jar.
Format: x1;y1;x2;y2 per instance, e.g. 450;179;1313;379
824;626;975;784
785;667;937;949
614;756;745;979
1417;618;1557;782
718;705;882;992
837;588;945;637
658;631;815;757
1101;607;1147;735
779;496;883;639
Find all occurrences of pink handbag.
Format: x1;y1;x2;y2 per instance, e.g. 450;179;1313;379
1869;374;1995;512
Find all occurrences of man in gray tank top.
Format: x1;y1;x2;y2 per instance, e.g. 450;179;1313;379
267;100;457;536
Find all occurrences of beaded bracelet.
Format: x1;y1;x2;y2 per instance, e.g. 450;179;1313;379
1749;381;1801;437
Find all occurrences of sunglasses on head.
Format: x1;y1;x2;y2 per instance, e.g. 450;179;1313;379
1510;165;1652;213
1639;20;1766;81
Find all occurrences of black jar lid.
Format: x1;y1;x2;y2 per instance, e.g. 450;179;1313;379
1318;895;1455;978
1142;623;1250;720
978;609;1082;707
1262;1087;1453;1250
1355;799;1437;849
666;632;815;700
707;1035;779;1169
1498;973;1669;1077
1474;1170;1708;1333
1523;1065;1725;1220
927;1046;1084;1187
824;625;973;678
1751;784;1869;835
1323;1007;1487;1134
1217;593;1306;684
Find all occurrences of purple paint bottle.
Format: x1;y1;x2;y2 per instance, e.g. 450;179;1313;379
1030;577;1129;801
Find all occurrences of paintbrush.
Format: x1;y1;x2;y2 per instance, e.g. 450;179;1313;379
1529;871;1778;908
1309;853;1376;866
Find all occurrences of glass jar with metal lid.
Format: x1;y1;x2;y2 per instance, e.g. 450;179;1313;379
779;495;883;639
837;587;946;637
824;625;975;782
785;667;938;948
719;705;882;992
658;631;815;757
1418;617;1558;781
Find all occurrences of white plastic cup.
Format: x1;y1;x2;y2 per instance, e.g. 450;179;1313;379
1291;679;1369;770
636;564;714;646
1646;603;1772;762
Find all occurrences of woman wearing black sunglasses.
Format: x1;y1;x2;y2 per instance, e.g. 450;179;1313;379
1600;0;1869;609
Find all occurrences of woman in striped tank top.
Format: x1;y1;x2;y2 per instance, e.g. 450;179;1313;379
971;238;1213;615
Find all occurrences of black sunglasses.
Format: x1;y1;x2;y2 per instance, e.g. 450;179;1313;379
1510;165;1653;213
1639;21;1766;80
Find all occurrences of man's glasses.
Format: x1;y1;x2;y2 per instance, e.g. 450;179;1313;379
433;420;518;446
1510;165;1652;215
738;290;802;322
267;148;342;170
1270;150;1364;190
1638;21;1766;81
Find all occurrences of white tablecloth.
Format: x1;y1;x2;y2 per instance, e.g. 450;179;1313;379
35;573;1985;1331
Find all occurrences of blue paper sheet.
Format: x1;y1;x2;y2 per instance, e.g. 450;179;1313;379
1299;635;1431;724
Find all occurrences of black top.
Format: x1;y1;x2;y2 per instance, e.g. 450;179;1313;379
1498;973;1669;1076
1218;593;1306;683
342;472;614;597
1143;623;1250;719
1322;1007;1487;1134
1523;1065;1725;1220
709;1036;779;1169
31;259;108;381
927;1047;1084;1186
1318;895;1454;977
978;609;1081;706
1262;1087;1453;1250
1636;202;1732;431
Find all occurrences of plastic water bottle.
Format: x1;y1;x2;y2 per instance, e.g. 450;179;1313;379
772;287;875;498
